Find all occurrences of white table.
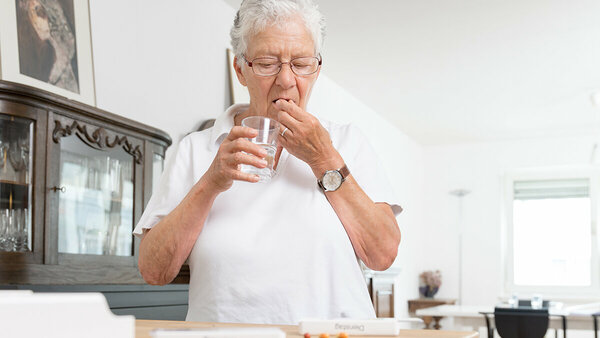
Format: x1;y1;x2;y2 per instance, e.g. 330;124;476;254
416;304;598;333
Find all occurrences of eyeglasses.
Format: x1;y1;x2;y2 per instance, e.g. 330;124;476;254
242;55;322;76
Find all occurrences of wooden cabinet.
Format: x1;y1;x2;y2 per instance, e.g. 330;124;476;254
0;80;179;285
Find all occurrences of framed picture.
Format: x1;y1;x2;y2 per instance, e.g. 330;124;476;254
0;0;95;105
227;49;249;105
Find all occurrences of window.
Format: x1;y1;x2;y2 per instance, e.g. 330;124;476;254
505;169;600;297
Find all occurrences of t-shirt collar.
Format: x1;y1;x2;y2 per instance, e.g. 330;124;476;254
209;103;250;151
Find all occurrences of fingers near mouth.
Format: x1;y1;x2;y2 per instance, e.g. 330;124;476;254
272;98;296;105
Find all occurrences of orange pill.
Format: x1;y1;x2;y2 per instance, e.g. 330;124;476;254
319;334;329;338
338;333;349;338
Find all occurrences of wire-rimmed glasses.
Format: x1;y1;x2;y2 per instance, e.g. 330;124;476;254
242;54;322;76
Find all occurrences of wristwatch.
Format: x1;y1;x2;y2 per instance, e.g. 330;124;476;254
317;164;350;192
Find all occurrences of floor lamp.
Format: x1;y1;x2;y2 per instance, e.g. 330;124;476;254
591;90;600;164
449;189;470;305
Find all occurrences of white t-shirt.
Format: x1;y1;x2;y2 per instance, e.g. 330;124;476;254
134;104;402;325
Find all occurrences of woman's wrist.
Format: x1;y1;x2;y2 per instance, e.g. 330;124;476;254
310;149;345;179
193;174;224;201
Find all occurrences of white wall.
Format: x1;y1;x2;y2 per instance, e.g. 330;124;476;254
422;135;598;308
309;75;426;317
90;0;236;144
89;0;426;317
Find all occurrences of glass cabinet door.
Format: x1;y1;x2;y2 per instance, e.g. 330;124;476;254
0;114;33;253
57;135;134;257
152;152;164;193
143;142;165;210
0;80;172;284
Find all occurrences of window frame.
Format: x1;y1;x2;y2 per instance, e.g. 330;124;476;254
503;166;600;299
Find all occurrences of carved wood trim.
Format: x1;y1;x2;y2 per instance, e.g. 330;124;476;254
52;120;143;164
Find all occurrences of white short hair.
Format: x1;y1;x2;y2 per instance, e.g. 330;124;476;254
230;0;326;66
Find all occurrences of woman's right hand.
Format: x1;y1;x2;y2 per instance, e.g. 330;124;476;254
203;126;268;192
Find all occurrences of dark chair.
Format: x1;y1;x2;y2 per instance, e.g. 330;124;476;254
593;312;599;338
481;305;566;338
517;300;549;308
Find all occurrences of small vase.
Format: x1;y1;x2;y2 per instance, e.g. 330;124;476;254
419;285;439;298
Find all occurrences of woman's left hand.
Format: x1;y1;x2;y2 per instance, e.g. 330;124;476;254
275;99;343;176
276;100;399;270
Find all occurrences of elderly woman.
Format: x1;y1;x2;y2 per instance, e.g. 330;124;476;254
135;0;401;325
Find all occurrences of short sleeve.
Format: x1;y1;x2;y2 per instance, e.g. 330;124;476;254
132;135;196;237
333;124;403;216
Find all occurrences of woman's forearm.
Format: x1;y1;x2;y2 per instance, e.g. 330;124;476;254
311;153;401;271
138;125;271;284
138;176;219;285
325;175;401;271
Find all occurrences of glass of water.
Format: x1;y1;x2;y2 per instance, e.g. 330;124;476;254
240;116;280;182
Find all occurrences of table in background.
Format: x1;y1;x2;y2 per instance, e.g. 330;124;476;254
416;305;598;332
135;320;479;338
409;298;457;329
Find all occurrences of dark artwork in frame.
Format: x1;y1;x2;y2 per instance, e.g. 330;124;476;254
15;0;80;94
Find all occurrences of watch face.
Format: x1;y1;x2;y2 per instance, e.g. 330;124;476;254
323;170;343;191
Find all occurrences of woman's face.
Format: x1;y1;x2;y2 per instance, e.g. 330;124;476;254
27;0;51;41
235;15;320;119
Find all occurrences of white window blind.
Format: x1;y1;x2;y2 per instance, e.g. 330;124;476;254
513;179;589;200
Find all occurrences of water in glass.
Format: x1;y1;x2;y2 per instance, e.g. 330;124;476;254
240;143;276;182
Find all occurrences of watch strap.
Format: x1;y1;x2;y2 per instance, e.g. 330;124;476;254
338;164;350;180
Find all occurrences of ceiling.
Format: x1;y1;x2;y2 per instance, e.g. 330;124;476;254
223;0;600;145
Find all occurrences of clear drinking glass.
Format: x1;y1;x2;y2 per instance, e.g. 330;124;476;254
508;293;519;308
531;293;543;309
0;208;8;251
6;208;16;251
14;208;29;252
240;116;280;182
